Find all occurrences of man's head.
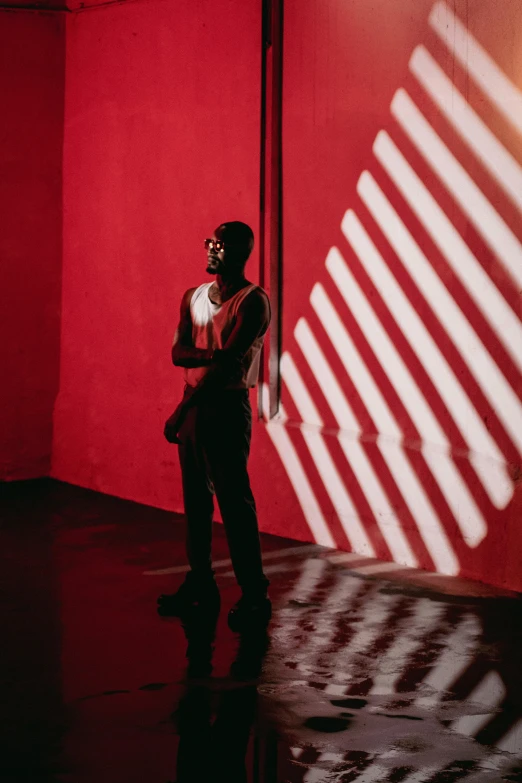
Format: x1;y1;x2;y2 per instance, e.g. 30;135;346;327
205;221;254;277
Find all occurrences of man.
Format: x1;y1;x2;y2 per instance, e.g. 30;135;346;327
158;221;271;631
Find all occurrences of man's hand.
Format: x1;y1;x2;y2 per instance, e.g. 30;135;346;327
164;387;195;444
164;404;184;444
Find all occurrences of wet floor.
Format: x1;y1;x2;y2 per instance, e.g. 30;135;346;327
1;479;521;782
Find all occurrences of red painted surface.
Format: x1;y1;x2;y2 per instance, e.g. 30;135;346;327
271;0;522;590
51;0;262;514
7;0;516;590
0;0;131;8
0;11;64;480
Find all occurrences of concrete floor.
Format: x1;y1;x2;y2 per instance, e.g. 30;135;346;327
1;479;521;783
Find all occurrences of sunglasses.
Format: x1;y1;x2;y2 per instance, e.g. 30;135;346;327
204;238;226;252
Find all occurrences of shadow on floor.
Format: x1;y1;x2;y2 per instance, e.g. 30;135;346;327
1;479;521;782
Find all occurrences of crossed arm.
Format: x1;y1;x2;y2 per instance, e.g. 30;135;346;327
164;286;270;442
170;287;214;368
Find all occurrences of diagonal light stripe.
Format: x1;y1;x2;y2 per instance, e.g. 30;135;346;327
410;45;522;213
496;717;522;755
399;771;442;783
369;599;445;696
358;165;522;458
295;575;366;677
272;557;332;659
319;588;412;688
342;208;512;509
452;671;506;738
458;767;511;783
323;683;351;696
281;352;376;556
220;559;321;578
311;283;459;575
274;556;329;633
349;764;392;783
295;317;418;565
144;543;325;576
303;754;346;783
317;753;346;763
430;1;522;136
261;385;336;549
302;761;326;783
415;613;481;708
311;285;400;442
294;322;361;435
284;556;329;603
373;129;522;375
325;551;365;565
391;89;522;287
352;561;405;575
326;247;447;451
326;247;488;548
329;590;401;677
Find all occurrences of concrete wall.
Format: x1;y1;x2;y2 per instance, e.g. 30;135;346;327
0;10;64;480
2;0;520;590
271;0;522;589
51;0;261;512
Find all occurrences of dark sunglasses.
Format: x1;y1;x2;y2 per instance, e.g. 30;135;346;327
204;238;226;252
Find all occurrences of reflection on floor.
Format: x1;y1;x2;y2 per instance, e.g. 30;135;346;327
1;479;521;782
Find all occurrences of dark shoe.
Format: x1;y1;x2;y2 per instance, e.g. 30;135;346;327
228;594;272;632
157;571;220;618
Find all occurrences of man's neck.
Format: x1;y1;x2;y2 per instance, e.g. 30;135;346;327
213;274;248;302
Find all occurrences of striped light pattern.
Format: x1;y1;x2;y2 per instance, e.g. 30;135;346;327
267;556;522;780
263;0;522;581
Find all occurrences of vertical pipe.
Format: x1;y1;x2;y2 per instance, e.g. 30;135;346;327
257;0;270;419
258;0;283;420
268;0;283;419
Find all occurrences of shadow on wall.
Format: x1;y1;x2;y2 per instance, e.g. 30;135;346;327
266;1;522;588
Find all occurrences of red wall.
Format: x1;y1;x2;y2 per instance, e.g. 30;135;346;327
51;0;261;511
263;0;522;590
0;11;64;480
48;0;522;591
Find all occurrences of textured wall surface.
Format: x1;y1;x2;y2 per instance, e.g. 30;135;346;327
51;0;261;512
0;11;64;480
267;0;522;589
5;0;519;590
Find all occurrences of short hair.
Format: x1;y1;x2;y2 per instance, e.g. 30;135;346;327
216;221;254;263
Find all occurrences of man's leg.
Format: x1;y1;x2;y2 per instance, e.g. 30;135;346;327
178;405;215;577
211;459;268;594
157;404;219;616
201;392;270;627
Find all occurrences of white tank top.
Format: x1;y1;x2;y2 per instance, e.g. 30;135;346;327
184;282;267;389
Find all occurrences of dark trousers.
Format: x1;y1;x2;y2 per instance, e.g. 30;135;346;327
178;389;268;595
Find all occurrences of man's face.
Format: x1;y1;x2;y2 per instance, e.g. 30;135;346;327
205;226;251;276
205;231;226;275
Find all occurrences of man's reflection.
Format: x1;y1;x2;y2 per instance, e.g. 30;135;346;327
173;608;270;783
